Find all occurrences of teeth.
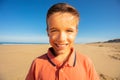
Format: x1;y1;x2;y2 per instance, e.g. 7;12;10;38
55;43;68;47
58;44;66;47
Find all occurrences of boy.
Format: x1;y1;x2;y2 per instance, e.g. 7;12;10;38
26;3;99;80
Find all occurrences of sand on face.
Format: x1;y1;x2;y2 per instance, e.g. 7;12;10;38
0;43;120;80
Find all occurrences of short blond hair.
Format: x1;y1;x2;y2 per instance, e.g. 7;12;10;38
47;3;79;19
46;3;80;30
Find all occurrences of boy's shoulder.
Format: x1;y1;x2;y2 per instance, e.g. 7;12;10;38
76;51;93;65
32;53;48;64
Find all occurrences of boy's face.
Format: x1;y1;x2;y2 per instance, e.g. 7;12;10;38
47;12;78;55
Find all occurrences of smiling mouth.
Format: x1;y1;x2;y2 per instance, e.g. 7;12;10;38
55;43;68;49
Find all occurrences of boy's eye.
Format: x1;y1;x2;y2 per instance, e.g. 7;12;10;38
50;29;58;32
66;30;74;32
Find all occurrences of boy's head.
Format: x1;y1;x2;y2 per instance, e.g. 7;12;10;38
46;3;80;30
46;3;80;55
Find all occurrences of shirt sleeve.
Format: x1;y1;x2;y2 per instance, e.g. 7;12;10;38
87;58;100;80
25;60;36;80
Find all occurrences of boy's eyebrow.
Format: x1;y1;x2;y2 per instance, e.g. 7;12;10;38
49;26;76;30
67;28;74;29
49;27;57;30
67;27;76;30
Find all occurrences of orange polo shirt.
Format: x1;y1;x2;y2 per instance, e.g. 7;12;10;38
26;47;99;80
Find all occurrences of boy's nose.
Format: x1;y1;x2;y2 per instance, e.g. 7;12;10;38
57;32;67;42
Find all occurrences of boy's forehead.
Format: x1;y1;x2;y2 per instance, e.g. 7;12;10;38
47;12;79;30
49;12;78;19
48;12;79;23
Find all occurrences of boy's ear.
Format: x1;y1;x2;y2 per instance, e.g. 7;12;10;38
47;32;49;36
75;28;78;36
76;28;78;33
46;28;49;36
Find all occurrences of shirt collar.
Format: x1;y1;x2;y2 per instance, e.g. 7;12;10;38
47;47;76;67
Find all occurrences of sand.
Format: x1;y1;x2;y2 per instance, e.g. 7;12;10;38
0;43;120;80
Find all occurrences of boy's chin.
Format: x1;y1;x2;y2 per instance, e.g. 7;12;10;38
55;51;65;55
54;48;69;56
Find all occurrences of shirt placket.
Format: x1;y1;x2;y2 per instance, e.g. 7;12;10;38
55;66;69;80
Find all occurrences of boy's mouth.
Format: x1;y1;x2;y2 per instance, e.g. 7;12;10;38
55;43;68;49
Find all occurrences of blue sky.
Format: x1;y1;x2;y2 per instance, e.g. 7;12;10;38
0;0;120;43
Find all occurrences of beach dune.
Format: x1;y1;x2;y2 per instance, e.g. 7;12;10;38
0;43;120;80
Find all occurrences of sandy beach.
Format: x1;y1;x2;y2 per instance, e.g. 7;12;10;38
0;43;120;80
